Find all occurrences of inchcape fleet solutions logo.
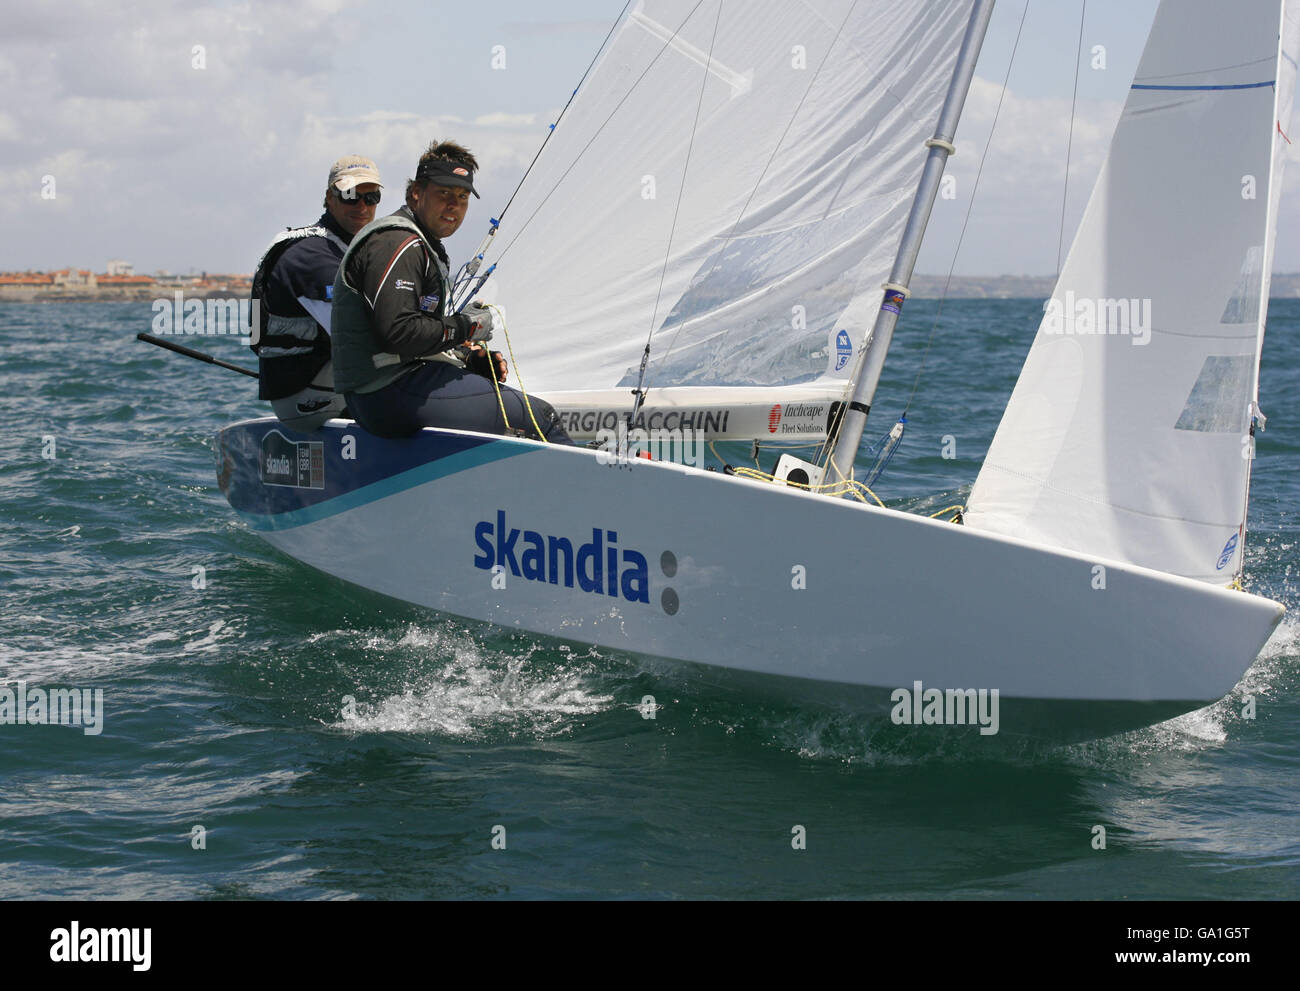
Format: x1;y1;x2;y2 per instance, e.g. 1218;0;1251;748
474;511;680;613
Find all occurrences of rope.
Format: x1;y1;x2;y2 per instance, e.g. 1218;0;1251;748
494;0;634;228
491;1;708;270
481;303;549;443
632;0;725;417
640;0;863;404
902;0;1031;417
1057;0;1087;278
928;504;966;521
729;465;886;508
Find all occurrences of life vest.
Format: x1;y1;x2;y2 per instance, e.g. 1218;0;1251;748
331;210;459;395
248;224;348;400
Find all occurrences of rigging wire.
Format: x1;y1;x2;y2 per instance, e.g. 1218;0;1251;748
1057;0;1088;278
496;0;634;227
450;0;634;312
639;0;863;404
489;0;709;270
900;0;1032;418
630;0;725;421
817;0;1027;479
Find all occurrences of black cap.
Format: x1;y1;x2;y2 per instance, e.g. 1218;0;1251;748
415;158;480;199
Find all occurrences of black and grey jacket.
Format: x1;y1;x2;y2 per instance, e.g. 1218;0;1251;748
330;206;475;395
249;211;351;400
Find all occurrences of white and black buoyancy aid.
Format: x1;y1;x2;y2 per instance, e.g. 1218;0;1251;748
249;218;349;400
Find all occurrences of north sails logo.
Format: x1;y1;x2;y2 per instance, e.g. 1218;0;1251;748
1217;532;1240;571
835;329;852;370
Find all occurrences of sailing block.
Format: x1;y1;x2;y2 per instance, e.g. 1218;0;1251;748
772;455;824;490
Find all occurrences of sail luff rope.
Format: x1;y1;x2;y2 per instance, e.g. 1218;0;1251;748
631;0;726;423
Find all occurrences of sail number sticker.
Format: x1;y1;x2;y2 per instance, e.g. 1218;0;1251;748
259;430;325;489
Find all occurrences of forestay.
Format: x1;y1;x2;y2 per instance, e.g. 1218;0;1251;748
480;0;975;407
967;0;1299;584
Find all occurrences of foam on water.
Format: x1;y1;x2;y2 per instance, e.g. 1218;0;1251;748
328;624;617;739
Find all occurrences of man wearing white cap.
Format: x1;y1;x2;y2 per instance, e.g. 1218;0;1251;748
249;155;383;431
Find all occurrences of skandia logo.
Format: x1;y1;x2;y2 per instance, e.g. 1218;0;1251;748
768;404;782;433
474;511;650;603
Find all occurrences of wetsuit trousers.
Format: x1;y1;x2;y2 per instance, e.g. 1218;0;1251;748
346;362;573;444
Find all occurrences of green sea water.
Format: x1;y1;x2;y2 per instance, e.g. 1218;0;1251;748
1;300;1297;899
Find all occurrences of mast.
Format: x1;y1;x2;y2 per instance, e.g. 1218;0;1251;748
822;0;996;484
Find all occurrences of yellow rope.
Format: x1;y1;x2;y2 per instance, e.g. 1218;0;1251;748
481;303;548;444
730;465;886;508
928;504;966;522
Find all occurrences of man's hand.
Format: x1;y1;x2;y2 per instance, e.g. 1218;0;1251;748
462;301;495;344
464;343;508;383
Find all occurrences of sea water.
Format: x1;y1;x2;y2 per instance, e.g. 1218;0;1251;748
1;300;1297;899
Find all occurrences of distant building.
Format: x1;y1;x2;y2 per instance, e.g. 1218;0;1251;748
51;268;97;289
106;259;134;276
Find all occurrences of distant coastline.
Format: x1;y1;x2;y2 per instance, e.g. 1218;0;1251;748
4;270;1300;302
0;268;251;303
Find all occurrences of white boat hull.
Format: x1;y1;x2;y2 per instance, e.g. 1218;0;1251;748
218;418;1284;739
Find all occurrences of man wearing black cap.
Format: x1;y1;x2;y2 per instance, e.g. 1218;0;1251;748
329;139;572;443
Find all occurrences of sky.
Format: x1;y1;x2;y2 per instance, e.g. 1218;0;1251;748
5;0;1298;277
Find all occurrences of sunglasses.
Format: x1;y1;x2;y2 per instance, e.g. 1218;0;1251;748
335;189;381;206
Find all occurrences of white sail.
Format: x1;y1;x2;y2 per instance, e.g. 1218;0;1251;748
480;0;975;396
966;0;1299;584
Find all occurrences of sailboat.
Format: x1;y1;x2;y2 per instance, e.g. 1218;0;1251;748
217;0;1298;740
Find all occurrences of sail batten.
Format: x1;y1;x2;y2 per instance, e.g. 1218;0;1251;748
966;0;1299;585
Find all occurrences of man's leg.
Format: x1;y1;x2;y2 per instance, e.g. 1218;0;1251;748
349;362;572;443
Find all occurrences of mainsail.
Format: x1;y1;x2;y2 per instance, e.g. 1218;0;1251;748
479;0;976;401
966;0;1299;584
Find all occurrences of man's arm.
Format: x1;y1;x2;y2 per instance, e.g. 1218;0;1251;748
348;231;471;357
